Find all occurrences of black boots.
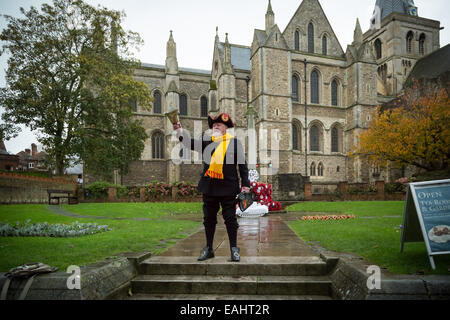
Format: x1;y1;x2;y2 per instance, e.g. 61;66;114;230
197;246;240;262
231;247;240;262
198;246;215;261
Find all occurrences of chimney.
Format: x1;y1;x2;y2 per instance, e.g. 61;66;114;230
25;149;31;156
32;143;37;156
0;140;6;152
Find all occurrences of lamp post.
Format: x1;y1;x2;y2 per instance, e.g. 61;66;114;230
303;59;308;177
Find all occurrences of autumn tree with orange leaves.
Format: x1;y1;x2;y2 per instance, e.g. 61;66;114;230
354;85;450;172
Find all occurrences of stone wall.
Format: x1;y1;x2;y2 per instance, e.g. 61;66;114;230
268;173;309;201
122;160;167;186
282;0;345;58
179;163;203;183
0;174;76;204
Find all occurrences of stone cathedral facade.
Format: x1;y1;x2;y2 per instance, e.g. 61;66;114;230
114;0;441;190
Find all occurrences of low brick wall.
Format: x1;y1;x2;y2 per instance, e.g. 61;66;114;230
305;181;406;202
310;192;406;202
0;174;76;204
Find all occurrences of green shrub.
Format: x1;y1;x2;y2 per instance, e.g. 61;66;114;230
115;185;127;199
85;181;111;199
172;181;200;197
85;181;127;199
385;182;406;194
146;181;172;199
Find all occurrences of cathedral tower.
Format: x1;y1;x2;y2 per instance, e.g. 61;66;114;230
252;1;292;177
365;0;440;98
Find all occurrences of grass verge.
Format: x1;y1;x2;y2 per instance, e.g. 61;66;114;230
287;201;450;275
0;203;202;272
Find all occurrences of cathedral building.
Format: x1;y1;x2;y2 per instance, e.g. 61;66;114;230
111;0;442;191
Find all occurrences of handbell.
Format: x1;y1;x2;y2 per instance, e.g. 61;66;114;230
165;109;180;125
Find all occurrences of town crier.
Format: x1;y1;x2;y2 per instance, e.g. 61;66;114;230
173;113;250;262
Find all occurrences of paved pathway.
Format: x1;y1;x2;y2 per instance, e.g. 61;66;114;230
162;214;316;258
47;205;319;257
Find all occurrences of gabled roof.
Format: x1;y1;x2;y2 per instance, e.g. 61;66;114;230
282;0;344;56
254;29;269;47
217;43;251;71
406;43;450;84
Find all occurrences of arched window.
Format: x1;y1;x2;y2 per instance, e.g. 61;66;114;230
179;94;187;116
292;122;301;151
318;162;324;177
406;31;413;54
294;30;300;51
153;91;162;114
311;70;319;104
292;75;299;102
419;33;426;56
331;127;339;152
200;96;208;117
374;39;382;59
331;80;338;106
308;23;314;53
322;35;327;55
310;162;316;176
151;131;164;159
310;125;320;152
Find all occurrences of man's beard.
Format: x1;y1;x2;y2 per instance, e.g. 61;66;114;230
212;129;225;137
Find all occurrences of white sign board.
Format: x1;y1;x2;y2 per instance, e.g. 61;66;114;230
400;179;450;270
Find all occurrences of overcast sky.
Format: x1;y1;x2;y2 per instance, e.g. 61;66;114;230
1;0;449;154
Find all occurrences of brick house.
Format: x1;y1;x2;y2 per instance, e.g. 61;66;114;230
0;140;20;171
16;143;47;172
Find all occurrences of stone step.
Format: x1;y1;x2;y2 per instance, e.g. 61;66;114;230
139;256;328;276
131;275;332;296
128;293;333;300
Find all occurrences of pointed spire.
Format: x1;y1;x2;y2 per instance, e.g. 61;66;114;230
353;18;363;46
166;30;176;58
265;0;275;32
267;0;274;14
166;30;178;74
224;33;233;73
215;26;219;43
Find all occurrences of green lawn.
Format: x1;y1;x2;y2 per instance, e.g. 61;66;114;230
61;202;203;219
287;201;450;275
0;203;203;272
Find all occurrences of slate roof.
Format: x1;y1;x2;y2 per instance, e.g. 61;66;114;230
254;29;269;47
375;0;413;21
217;43;251;71
406;43;450;84
141;63;211;75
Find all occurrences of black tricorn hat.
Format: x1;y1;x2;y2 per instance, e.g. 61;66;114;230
208;112;235;129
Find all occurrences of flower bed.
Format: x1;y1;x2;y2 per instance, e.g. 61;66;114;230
300;214;356;221
146;180;200;200
0;220;112;237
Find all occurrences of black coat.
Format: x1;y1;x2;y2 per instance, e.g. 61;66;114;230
179;131;250;197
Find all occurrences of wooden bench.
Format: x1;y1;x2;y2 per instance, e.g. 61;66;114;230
47;189;78;205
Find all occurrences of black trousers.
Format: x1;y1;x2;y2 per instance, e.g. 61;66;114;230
202;194;239;249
